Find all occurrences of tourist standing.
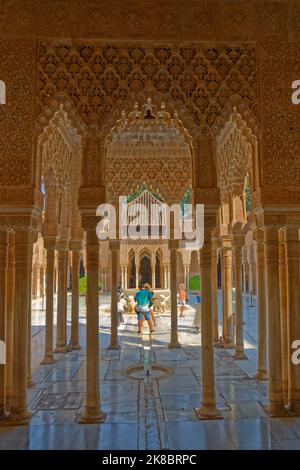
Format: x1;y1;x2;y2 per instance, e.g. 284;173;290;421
134;283;154;335
179;283;187;317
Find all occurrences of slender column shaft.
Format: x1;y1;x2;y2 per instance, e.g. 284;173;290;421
124;267;128;290
109;242;120;350
79;230;105;423
168;242;180;348
223;245;233;345
27;240;34;386
120;267;123;289
255;234;268;380
39;266;45;297
6;232;15;407
196;235;222;420
0;231;8;419
221;251;227;342
264;226;285;416
41;243;56;363
285;228;300;414
135;265;139;289
55;248;68;352
233;237;247;359
212;243;219;344
70;250;81;350
152;260;156;289
32;265;38;298
9;231;32;423
279;232;288;396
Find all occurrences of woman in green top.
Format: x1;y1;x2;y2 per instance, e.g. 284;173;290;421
134;283;154;335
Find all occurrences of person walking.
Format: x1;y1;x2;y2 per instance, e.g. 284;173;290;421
134;283;154;335
117;292;126;326
144;282;156;327
179;283;187;317
193;293;201;332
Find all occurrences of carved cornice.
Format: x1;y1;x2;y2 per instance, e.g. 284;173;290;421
0;188;43;210
78;187;106;209
194;187;220;205
0;1;294;42
0;214;40;232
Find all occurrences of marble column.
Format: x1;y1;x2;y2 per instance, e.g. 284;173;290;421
168;240;181;348
6;231;15;407
124;266;128;290
221;248;227;343
233;234;247;359
108;240;120;350
212;240;219;345
222;241;234;347
183;264;189;290
254;231;268;380
135;261;139;289
242;260;247;292
9;230;33;424
27;235;35;387
55;242;68;353
279;230;288;397
70;245;81;350
0;231;8;419
120;267;123;289
79;230;106;423
264;225;286;416
41;239;56;364
196;228;222;420
152;260;156;289
39;265;45;298
285;226;300;414
32;264;38;298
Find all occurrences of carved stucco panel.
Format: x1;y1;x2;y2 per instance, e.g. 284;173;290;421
0;38;36;187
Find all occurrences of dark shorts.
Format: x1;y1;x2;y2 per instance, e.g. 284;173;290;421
137;310;151;321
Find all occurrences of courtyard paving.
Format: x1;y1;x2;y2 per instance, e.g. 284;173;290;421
1;292;300;450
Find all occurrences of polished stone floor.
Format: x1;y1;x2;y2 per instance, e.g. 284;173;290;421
1;292;300;450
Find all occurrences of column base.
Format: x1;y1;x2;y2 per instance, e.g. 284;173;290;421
254;370;268;381
233;350;248;360
168;341;181;349
41;355;57;365
3;410;32;426
107;343;121;351
287;401;300;416
267;402;289;417
78;408;107;424
196;405;223;420
54;345;69;353
70;343;81;351
27;378;36;388
0;408;9;421
222;341;235;349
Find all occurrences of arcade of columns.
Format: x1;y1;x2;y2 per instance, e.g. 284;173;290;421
1;0;300;424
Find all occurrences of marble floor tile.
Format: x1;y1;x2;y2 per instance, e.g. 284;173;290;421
166;421;235;450
278;439;300;450
222;418;280;450
0;291;296;450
